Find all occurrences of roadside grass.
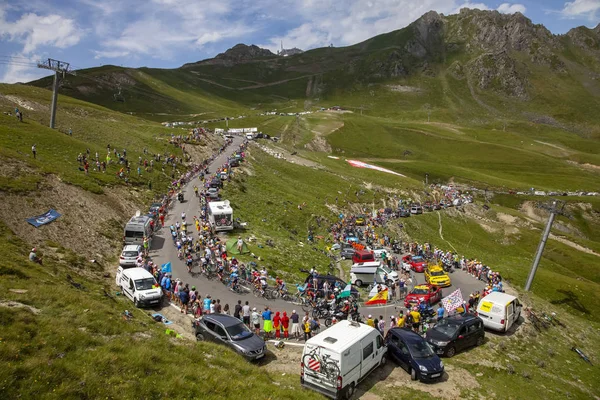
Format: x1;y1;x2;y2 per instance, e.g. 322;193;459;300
0;221;321;400
0;84;191;196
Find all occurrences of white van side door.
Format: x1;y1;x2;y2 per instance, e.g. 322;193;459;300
123;277;135;301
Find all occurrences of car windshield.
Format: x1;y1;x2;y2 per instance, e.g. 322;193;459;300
411;287;429;295
381;266;393;274
412;256;424;262
430;270;445;276
432;320;461;337
135;278;156;290
408;341;436;359
123;251;139;257
226;322;253;341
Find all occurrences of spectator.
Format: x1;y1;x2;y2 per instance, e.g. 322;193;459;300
242;301;251;326
31;144;36;159
291;310;301;340
234;300;242;320
262;307;273;339
251;307;260;335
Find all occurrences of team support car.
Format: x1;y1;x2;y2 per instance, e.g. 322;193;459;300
386;327;444;381
402;255;427;272
425;314;485;357
193;314;266;361
355;214;366;225
424;264;451;287
404;284;442;308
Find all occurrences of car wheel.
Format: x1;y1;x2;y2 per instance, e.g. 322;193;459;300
445;346;456;358
355;279;363;287
476;336;484;347
196;333;205;341
345;383;355;400
410;368;418;381
133;298;139;308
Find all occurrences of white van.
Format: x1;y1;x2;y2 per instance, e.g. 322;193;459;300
476;292;522;332
301;320;387;399
115;267;162;307
124;214;153;246
350;261;398;287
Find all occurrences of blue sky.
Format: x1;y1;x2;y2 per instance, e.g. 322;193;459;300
0;0;599;83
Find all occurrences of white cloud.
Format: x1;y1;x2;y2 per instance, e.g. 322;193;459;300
0;8;82;54
497;3;527;14
560;0;600;19
92;50;130;59
0;53;49;83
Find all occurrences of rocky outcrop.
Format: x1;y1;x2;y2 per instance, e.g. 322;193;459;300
182;44;275;67
467;51;529;99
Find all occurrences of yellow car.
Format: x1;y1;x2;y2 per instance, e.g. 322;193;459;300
355;215;366;226
425;265;452;287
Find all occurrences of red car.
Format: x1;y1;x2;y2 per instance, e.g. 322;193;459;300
404;284;442;308
402;255;427;272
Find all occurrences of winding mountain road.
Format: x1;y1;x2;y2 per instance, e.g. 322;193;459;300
148;137;488;323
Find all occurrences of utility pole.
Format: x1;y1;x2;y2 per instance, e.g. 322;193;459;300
524;200;565;291
37;58;75;129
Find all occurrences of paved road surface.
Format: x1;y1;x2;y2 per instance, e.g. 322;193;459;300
149;137;489;324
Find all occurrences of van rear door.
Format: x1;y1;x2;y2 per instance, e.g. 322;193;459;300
302;345;340;397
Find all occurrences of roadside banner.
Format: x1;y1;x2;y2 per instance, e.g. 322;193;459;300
441;289;464;313
346;159;405;177
337;282;352;299
365;288;389;305
26;209;61;227
161;262;172;273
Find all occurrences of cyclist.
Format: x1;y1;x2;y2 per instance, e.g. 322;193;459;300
193;185;199;197
181;212;186;221
216;262;225;281
186;254;193;272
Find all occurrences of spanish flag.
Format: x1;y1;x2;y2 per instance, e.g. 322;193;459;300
365;288;389;305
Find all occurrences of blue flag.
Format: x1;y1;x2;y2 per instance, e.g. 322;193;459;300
161;262;172;273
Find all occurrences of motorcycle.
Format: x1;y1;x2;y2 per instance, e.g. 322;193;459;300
324;310;362;327
177;192;184;203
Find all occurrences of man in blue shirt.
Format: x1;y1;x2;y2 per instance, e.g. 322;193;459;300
436;304;445;321
203;295;212;314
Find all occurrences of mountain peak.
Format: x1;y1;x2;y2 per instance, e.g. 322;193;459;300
182;44;275;68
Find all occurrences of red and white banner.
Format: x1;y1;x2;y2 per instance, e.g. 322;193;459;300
346;160;405;177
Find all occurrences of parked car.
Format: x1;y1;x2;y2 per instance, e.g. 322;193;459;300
119;244;142;267
207;187;219;200
385;328;444;381
228;159;240;167
404;284;442;307
424;264;451;287
193;314;266;361
476;292;522;332
340;247;355;260
149;202;163;218
370;247;387;259
115;267;162;307
355;215;366;225
402;255;427;272
426;314;485;357
301;320;386;398
352;250;375;264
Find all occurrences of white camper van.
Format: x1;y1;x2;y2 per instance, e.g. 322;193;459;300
350;261;399;287
476;292;522;332
123;213;153;246
301;320;387;399
208;200;233;231
115;267;162;307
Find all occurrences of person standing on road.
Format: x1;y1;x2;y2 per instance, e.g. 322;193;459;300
366;315;375;328
251;307;260;335
397;311;406;328
179;288;189;314
377;316;385;335
214;299;222;314
281;311;290;340
437;304;445;322
273;311;281;339
303;316;312;341
242;301;251;326
234;300;242;320
203;295;211;315
262;307;273;339
291;310;301;340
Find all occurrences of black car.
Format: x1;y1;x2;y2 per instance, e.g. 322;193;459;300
425;314;485;357
193;314;266;361
385;328;444;382
228;159;240;168
303;273;360;299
